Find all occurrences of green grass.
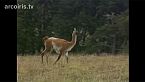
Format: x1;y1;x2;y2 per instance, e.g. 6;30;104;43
17;54;129;82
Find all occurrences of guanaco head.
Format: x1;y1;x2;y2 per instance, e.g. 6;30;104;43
73;28;79;35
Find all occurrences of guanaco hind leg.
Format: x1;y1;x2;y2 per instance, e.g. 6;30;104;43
40;49;47;64
46;48;53;64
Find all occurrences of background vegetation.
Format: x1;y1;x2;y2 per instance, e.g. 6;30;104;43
17;0;129;55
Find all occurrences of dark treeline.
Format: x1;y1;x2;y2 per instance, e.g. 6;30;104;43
17;0;129;55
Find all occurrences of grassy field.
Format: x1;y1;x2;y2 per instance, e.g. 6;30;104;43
17;54;129;82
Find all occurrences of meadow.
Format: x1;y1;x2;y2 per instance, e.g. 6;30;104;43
17;54;129;82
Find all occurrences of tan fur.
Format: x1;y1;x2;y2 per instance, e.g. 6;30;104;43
42;36;49;43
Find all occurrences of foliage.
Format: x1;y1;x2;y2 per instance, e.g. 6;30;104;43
84;10;129;54
17;0;129;54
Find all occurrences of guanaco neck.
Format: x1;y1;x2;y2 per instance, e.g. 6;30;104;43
70;32;77;45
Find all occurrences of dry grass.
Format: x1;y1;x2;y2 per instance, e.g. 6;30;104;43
17;54;129;82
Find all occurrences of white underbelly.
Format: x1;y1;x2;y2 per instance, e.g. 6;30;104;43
52;41;61;54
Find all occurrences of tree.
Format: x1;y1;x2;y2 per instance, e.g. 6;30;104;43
17;0;129;55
